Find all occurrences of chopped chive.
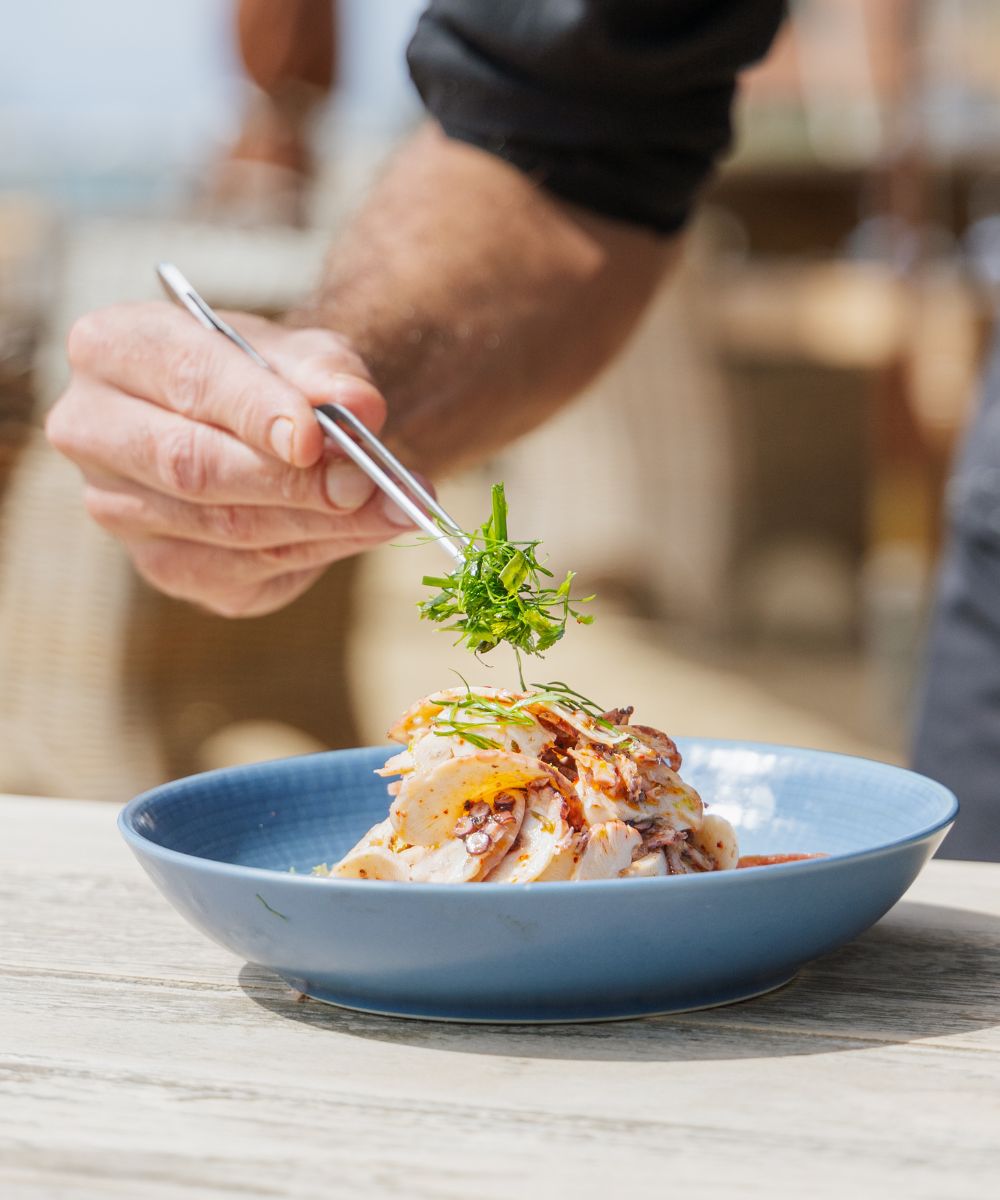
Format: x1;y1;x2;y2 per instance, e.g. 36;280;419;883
428;678;631;747
255;893;289;920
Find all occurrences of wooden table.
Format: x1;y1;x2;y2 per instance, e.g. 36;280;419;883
2;795;999;1199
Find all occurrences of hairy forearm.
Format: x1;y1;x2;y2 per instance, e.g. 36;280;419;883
49;126;675;619
296;123;676;475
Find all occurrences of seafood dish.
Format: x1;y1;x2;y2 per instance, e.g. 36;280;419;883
323;685;740;883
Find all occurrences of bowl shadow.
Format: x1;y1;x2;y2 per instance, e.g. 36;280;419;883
238;899;1000;1062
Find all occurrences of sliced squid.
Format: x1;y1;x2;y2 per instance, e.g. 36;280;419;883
533;832;583;881
533;761;587;830
573;744;704;832
386;690;555;772
573;746;624;826
329;819;411;881
628;724;682;771
409;730;456;774
481;718;553;760
635;764;704;832
622;850;668;878
417;719;553;767
463;789;527;876
689;813;739;871
386;686;527;744
329;689;742;885
408;790;526;881
407;838;483;883
527;700;629;749
389;751;544;846
665;844;695;875
329;846;409;881
485;784;568;883
572;820;643;881
374;747;414;777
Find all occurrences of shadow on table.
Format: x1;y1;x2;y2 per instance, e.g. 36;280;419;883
238;899;1000;1062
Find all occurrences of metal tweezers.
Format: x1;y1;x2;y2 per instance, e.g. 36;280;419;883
156;262;465;563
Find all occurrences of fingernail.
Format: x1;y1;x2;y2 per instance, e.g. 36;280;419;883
270;417;295;463
382;493;415;527
325;460;377;511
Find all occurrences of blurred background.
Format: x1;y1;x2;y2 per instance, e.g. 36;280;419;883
2;0;999;799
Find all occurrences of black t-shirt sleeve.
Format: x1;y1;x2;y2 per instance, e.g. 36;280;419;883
407;0;786;234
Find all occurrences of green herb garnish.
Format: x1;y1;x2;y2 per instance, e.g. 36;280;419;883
527;680;621;728
431;687;540;750
430;677;632;750
255;893;289;920
419;483;593;659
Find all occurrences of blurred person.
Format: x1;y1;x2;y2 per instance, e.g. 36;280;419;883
912;341;1000;860
203;0;337;226
45;1;997;858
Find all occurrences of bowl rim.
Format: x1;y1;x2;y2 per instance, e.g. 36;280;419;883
118;737;958;896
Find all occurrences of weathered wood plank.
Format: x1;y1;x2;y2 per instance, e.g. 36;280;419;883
2;795;999;1199
3;1007;999;1200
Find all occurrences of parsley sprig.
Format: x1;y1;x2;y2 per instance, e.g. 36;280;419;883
419;483;593;658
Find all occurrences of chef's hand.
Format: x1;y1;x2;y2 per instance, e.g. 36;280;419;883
47;303;412;617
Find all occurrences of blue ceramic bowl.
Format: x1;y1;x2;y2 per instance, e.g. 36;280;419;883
119;740;956;1022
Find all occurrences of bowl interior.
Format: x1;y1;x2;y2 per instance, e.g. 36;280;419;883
123;740;957;875
680;742;954;857
126;747;388;874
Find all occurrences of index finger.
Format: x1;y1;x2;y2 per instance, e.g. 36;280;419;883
67;302;326;468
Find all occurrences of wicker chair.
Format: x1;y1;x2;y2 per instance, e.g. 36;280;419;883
0;219;361;800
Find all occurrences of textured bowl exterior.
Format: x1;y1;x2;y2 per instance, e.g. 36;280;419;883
119;740;957;1022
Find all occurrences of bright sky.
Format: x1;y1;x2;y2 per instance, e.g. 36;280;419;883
0;0;422;183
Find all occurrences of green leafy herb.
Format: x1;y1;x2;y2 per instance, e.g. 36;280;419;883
419;483;593;659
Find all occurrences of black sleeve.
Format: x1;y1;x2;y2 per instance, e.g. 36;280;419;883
407;0;786;234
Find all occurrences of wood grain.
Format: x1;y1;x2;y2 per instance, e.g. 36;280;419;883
1;795;999;1199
